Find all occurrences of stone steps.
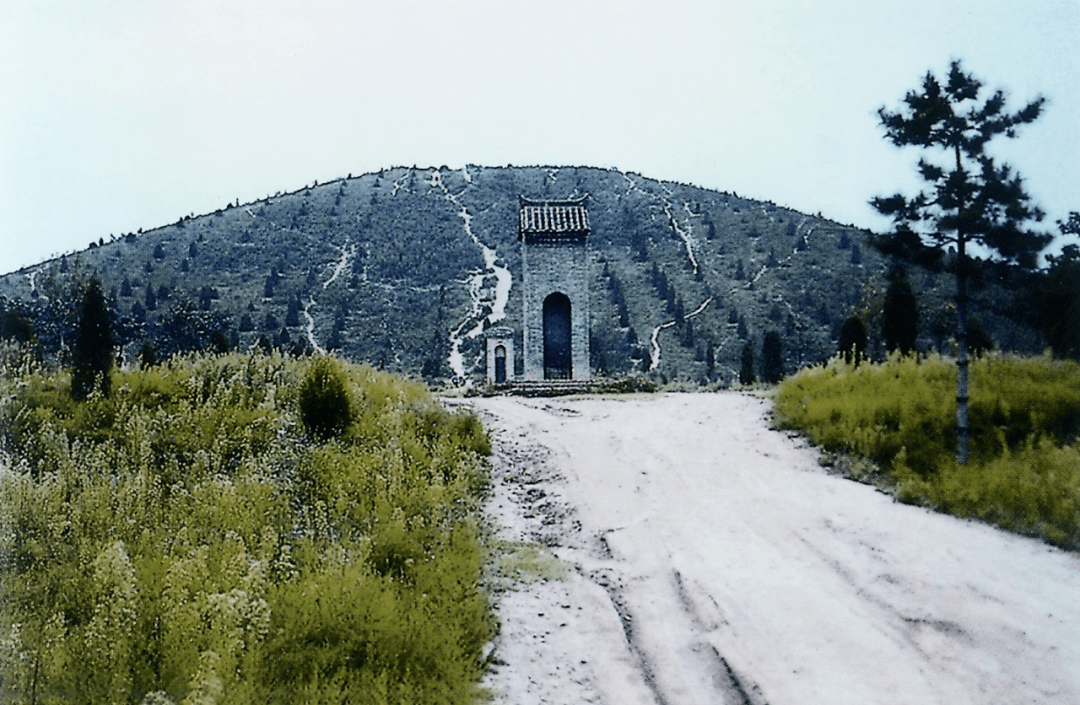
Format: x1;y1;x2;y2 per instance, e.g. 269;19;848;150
505;379;595;397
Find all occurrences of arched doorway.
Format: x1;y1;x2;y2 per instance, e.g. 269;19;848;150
543;292;572;379
494;344;507;383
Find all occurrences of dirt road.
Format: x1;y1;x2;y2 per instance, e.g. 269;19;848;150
466;393;1080;705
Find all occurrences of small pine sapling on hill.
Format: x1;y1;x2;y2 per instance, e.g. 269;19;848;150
882;267;919;356
71;276;115;400
739;341;756;385
760;330;786;384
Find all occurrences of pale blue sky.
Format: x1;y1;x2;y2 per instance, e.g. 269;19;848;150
2;0;1077;274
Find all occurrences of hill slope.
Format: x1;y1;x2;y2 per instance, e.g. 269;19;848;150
0;166;1043;383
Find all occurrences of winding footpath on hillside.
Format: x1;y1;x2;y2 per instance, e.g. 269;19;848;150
464;393;1080;705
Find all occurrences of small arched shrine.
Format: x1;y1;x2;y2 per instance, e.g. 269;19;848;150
485;326;515;384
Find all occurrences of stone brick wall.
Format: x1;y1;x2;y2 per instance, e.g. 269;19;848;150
521;239;590;380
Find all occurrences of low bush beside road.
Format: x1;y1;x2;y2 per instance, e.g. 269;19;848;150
774;353;1080;549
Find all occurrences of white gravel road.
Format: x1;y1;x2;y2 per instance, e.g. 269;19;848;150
465;392;1080;705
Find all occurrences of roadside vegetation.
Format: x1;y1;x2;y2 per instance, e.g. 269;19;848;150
775;353;1080;550
0;347;494;704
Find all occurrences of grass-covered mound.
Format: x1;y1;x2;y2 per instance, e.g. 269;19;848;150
0;349;494;704
775;353;1080;549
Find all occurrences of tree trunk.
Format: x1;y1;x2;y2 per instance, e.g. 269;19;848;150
953;144;970;465
956;261;970;465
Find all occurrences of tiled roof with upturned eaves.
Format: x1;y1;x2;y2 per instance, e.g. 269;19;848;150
518;197;590;238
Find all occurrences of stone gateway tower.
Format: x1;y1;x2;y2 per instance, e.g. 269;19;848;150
519;197;590;381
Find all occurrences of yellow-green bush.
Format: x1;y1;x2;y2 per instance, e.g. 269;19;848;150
0;350;494;704
774;353;1080;549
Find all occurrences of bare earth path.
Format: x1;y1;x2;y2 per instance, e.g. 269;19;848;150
462;393;1080;705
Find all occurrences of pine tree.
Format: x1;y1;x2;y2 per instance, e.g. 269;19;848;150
739;342;755;385
286;297;302;327
882;267;919;355
760;330;785;384
71;276;115;400
871;61;1051;464
837;316;867;365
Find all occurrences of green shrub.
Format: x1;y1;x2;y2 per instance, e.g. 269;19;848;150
298;355;352;441
775;352;1080;548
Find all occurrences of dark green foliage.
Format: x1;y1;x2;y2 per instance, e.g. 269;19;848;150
760;330;785;383
967;317;993;357
285;296;301;327
137;341;157;367
156;297;230;357
838;316;867;364
198;285;215;310
298;356;352;441
263;268;279;299
882;269;919;355
739;341;755;385
871;61;1050;265
71;276;115;401
0;308;35;344
210;329;231;354
1041;232;1080;360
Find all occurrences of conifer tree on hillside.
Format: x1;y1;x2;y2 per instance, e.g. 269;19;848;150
871;61;1051;464
760;330;785;384
882;267;919;355
71;276;115;400
838;316;867;365
739;341;755;385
